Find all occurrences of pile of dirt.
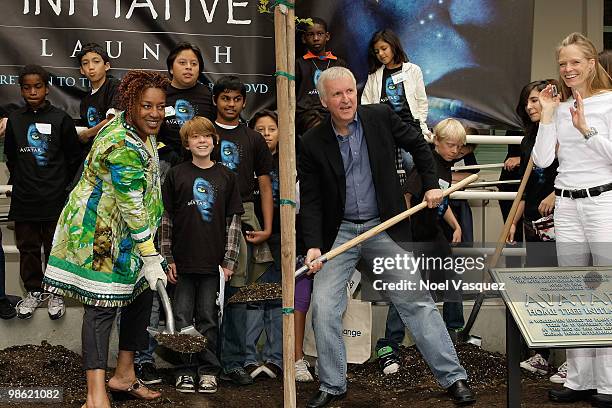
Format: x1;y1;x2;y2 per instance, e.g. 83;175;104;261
0;341;86;405
349;343;508;392
227;282;282;303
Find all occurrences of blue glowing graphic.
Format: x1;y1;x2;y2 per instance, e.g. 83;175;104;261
220;140;239;172
193;177;215;222
27;123;50;166
175;99;195;125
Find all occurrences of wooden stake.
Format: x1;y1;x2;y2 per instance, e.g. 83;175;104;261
274;3;296;407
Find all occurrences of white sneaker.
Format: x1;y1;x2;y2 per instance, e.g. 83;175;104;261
549;361;567;384
519;353;549;375
16;292;44;319
198;375;217;393
295;358;314;382
175;375;196;393
47;294;65;320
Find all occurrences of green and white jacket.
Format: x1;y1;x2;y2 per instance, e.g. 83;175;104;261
43;112;163;307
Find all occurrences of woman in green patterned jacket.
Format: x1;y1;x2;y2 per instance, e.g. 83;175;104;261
43;70;170;407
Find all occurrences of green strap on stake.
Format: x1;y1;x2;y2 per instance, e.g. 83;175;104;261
279;198;296;207
273;0;295;9
274;71;295;81
282;307;294;315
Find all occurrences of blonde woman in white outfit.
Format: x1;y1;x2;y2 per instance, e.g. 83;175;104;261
532;32;612;408
362;29;430;178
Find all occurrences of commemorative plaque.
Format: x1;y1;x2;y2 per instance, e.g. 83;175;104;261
490;266;612;348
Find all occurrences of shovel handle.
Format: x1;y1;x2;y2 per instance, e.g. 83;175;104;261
294;174;479;279
156;279;175;334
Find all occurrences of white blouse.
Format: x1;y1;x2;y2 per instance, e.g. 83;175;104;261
532;91;612;189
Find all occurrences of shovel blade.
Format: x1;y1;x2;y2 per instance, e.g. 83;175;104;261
179;325;202;337
466;335;482;347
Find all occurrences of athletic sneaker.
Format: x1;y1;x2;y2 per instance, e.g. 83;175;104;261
549;361;567;384
295;358;314;382
16;292;45;319
135;362;162;385
47;294;65;320
520;354;549;375
377;346;400;375
198;375;217;393
175;375;196;393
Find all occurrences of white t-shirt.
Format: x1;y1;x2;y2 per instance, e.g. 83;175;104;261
532;91;612;189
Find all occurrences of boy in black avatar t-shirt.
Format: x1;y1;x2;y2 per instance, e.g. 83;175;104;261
76;44;119;150
211;75;274;386
4;65;80;321
161;116;243;394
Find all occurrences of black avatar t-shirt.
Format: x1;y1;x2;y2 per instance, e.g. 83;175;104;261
162;162;244;275
79;76;120;156
159;82;215;153
380;66;414;125
213;124;273;203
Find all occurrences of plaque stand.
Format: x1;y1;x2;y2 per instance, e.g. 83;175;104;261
506;308;522;407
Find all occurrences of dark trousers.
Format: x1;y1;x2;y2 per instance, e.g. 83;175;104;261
81;290;153;370
173;273;221;377
14;221;56;292
0;229;6;299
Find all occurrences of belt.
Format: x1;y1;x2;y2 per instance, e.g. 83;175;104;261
343;217;377;224
554;182;612;199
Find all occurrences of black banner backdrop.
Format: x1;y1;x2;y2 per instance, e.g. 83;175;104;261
0;0;276;119
0;0;534;128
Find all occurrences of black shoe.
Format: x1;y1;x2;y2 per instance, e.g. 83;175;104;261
135;362;162;385
447;380;476;406
0;297;16;320
548;388;596;402
222;367;254;386
592;393;612;408
306;390;346;408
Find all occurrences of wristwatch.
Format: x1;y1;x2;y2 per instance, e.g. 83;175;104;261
583;127;598;140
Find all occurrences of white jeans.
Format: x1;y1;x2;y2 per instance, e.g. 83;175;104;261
555;190;612;394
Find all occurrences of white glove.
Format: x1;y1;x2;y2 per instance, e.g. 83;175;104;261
141;254;168;291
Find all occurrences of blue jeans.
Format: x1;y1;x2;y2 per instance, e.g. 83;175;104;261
245;233;282;368
220;285;247;372
312;219;466;395
134;292;160;365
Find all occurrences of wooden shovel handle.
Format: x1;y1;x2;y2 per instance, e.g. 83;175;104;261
295;174;479;278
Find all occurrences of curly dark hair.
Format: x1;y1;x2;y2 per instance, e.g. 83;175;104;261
117;70;170;120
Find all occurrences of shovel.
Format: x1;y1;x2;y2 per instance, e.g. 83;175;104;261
458;157;535;345
295;174;479;278
147;279;207;353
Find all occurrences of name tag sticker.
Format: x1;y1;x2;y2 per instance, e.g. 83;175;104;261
391;71;407;85
35;123;51;134
439;179;450;190
165;106;176;117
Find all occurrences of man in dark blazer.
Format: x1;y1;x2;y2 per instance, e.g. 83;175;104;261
299;67;475;407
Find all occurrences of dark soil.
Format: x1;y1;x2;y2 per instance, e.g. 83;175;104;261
227;282;282;304
0;342;589;407
154;333;208;354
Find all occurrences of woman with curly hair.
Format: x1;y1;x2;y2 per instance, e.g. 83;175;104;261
43;70;170;407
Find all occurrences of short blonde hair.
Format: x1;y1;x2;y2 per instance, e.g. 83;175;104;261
433;118;466;145
179;116;219;147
